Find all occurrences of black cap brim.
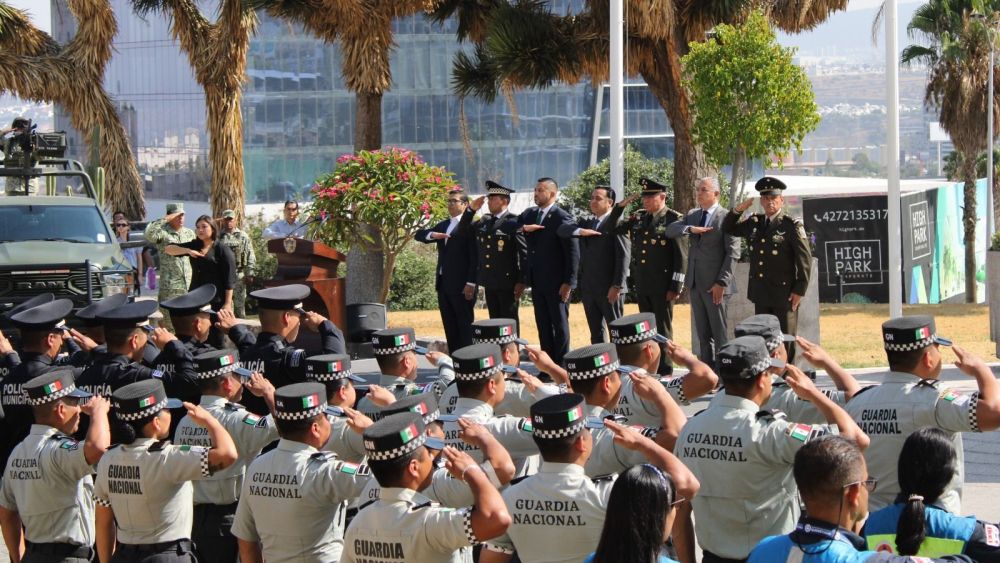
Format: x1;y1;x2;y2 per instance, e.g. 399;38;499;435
513;337;529;346
933;336;953;347
653;333;669;344
438;414;459;422
769;358;787;370
68;388;93;399
347;374;366;383
325;406;346;417
424;436;445;451
163;398;184;409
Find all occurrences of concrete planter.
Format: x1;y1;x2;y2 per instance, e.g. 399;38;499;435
988;251;1000;355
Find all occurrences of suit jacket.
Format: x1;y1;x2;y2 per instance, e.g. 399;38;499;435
665;205;739;294
457;207;526;290
722;208;811;307
516;205;579;291
556;214;630;296
415;217;479;293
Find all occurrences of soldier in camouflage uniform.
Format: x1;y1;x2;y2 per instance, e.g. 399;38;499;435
218;209;257;318
2;117;39;195
144;202;195;332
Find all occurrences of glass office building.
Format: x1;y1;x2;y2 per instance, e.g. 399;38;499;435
52;0;673;203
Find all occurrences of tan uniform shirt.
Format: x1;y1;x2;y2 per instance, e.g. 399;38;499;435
356;375;424;421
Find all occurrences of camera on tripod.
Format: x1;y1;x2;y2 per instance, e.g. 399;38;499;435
3;117;68;170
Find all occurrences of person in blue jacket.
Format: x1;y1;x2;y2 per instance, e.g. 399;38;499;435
748;435;972;563
863;427;1000;561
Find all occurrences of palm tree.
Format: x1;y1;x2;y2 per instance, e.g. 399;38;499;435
903;0;999;302
436;0;849;213
0;1;145;218
130;0;257;223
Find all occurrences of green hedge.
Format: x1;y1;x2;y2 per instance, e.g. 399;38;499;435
388;244;439;311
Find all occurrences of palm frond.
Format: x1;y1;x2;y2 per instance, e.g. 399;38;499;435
431;0;505;43
0;2;59;55
451;45;501;101
901;44;937;65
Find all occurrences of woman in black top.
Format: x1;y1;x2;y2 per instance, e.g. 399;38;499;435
165;214;236;312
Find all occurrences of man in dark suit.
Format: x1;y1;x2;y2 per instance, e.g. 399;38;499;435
458;181;527;325
666;177;740;364
556;185;630;343
517;178;579;365
415;189;479;351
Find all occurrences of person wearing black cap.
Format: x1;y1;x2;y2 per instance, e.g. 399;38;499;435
239;283;345;415
482;393;698;563
355;327;425;420
606;178;688;375
460;182;527;324
73;293;131;368
516;177;579;366
844;315;1000;514
676;335;868;563
93;380;238;563
342;412;512;563
304;353;372;462
231;382;371;563
723;176;812;360
172;349;278;563
0;370;110;563
553;185;631;345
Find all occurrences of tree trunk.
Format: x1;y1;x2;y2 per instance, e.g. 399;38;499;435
346;89;387;304
204;85;246;223
729;147;747;206
961;154;978;303
380;251;399;304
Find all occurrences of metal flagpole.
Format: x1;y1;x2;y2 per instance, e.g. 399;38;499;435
887;0;903;318
609;0;624;200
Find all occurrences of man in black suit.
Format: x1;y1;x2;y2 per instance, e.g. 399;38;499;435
556;185;630;343
666;177;740;364
458;181;527;325
415;189;479;351
517;178;579;365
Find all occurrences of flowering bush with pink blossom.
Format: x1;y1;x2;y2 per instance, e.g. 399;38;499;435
310;147;460;301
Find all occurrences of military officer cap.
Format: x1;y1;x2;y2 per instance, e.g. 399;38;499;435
112;379;182;422
451;343;503;381
371;327;417;355
472;318;527;346
4;292;54;319
530;393;587;440
754;176;787;196
97;299;158;330
881;315;952;352
222;209;236;219
10;298;74;331
304;353;364;383
24;368;92;406
564;343;620;381
639;177;668;196
380;393;454;425
160;285;217;318
485;180;514;197
734;314;795;353
250;284;310;311
609;312;667;345
716;336;786;381
75;294;128;327
194;349;242;380
166;202;184;214
363;411;445;461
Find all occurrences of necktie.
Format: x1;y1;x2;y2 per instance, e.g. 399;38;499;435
700;209;710;227
764;217;771;230
537;209;546;225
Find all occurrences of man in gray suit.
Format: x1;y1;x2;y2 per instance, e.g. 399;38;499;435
557;186;630;343
666;177;739;364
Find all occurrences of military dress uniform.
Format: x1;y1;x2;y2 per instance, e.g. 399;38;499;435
608;178;688;374
143;202;195;332
93;380;207;562
231;382;371;563
676;336;836;562
355;328;426;420
218;210;257;318
0;370;96;562
721;177;811;353
342;412;477;563
457;181;526;324
845;316;977;514
240;284;346;415
304;354;369;462
173;350;279;563
484;393;617;563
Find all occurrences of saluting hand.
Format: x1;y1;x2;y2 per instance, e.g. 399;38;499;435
795;337;829;368
244;373;274;398
301;311;327;331
666;341;695;366
517;370;543;393
604;419;648;451
734;197;755;214
366;384;396;407
69;328;99;352
343;407;374;433
183;402;216;428
425;350;445;367
150;327;177;347
470;195;487;212
783;364;819;401
81;395;110;417
953;344;988;377
214;308;239;331
627;371;669;405
442;446;480;481
457;418;488;448
617;193;640;208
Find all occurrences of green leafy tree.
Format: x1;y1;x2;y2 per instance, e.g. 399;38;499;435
310;147;459;302
560;146;675;217
682;10;820;204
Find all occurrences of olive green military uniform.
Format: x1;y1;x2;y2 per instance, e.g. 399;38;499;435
218;228;256;318
143;218;194;332
3;137;39;195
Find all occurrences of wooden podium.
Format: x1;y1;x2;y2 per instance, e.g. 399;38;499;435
265;238;346;332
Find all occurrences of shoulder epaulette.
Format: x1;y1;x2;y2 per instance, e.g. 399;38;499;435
591;473;615;483
851;384;877;398
509;475;531;486
359;499;378;511
668;208;683;219
224;402;242;411
410;501;437;511
692;408;707;417
916;379;941;390
148;440;170;452
756;409;786;421
310;451;338;462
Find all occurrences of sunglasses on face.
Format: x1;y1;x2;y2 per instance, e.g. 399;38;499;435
115;223;129;228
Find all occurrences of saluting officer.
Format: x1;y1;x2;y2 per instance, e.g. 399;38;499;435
94;379;238;563
173;350;279;563
483;393;698;563
607;178;688;374
459;181;527;324
231;382;372;563
303;353;371;462
240;284;346;415
155;286;257;375
355;328;426;420
72;294;130;368
676;336;868;563
845;316;1000;514
342;412;511;563
0;370;110;563
722;177;812;360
